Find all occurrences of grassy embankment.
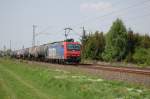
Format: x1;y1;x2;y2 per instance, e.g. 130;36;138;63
0;58;150;99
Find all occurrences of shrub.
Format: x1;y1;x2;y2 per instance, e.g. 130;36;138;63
133;48;150;66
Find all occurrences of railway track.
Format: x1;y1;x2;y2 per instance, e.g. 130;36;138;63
24;59;150;75
77;64;150;75
27;59;150;76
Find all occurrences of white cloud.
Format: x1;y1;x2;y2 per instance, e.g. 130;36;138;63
80;2;112;12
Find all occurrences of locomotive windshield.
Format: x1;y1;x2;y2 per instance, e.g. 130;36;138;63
67;44;80;51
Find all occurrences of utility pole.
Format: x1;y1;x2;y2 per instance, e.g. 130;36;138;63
3;45;6;52
10;40;11;50
81;26;86;60
82;26;86;38
64;27;72;40
22;45;24;49
32;25;37;47
81;26;86;44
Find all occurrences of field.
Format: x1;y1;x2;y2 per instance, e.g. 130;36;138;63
0;58;150;99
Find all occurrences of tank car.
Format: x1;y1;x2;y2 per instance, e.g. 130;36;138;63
36;44;49;59
28;46;38;59
23;48;29;59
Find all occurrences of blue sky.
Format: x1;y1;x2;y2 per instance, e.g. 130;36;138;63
0;0;150;50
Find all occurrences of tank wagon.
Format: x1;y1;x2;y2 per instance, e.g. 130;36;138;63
12;39;81;64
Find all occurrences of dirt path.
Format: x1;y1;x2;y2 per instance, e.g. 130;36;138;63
0;64;50;99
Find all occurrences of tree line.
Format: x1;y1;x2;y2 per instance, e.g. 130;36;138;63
81;18;150;66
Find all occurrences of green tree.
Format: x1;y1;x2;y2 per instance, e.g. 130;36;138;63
102;18;127;61
84;31;105;60
84;35;95;59
141;34;150;49
94;31;105;60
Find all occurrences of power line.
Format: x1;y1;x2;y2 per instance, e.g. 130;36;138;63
31;0;134;38
69;0;150;36
71;10;150;37
29;0;150;43
25;0;125;39
35;25;55;36
96;11;150;32
72;0;150;27
79;0;126;21
94;2;150;25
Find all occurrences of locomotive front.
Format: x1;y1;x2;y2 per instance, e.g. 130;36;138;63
64;41;81;63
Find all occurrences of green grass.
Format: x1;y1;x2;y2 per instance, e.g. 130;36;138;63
0;58;150;99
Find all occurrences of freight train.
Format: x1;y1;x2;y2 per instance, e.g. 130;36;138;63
11;39;81;64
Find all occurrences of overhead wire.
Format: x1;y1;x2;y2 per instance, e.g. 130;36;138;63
72;0;150;28
93;4;150;31
34;0;127;37
34;0;150;40
98;11;150;31
71;0;150;36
